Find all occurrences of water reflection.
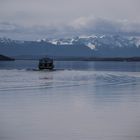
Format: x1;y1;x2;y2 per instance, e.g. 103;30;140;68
55;61;140;72
0;60;140;72
0;61;140;140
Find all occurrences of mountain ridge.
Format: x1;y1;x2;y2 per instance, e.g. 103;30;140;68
0;54;15;61
0;35;140;59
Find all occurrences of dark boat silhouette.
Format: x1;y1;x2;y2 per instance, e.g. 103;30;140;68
38;57;54;70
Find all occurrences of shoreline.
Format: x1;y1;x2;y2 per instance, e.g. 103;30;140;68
15;57;140;62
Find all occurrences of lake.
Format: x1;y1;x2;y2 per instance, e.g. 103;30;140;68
0;60;140;140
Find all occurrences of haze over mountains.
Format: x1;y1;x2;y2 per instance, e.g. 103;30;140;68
0;34;140;59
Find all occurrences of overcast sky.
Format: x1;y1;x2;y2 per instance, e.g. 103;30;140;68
0;0;140;39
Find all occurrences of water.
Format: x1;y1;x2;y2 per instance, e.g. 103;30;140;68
0;60;140;140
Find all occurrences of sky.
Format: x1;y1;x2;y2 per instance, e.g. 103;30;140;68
0;0;140;40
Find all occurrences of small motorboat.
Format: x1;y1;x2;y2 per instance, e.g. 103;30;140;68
38;57;54;70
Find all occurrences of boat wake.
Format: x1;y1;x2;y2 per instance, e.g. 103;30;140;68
0;69;140;92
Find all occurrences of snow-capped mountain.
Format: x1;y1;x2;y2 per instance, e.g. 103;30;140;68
38;35;140;49
0;35;140;59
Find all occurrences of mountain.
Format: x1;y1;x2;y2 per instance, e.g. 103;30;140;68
0;35;140;59
0;54;15;61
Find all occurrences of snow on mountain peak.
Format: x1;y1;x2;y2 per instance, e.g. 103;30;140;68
36;38;48;42
86;43;96;50
1;35;140;50
79;35;97;39
100;35;106;38
135;40;140;48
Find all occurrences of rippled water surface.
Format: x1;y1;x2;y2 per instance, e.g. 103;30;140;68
0;61;140;140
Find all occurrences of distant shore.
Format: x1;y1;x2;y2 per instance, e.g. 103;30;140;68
0;54;15;61
15;57;140;62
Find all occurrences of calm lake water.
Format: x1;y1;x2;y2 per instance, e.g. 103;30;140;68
0;60;140;140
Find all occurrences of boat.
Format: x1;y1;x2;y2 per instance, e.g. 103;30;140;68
38;57;54;70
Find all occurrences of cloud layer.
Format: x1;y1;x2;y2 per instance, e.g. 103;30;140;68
70;17;140;34
0;17;140;40
0;0;140;40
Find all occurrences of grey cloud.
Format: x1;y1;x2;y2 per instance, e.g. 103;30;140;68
0;0;140;40
69;17;140;35
0;18;140;40
0;0;140;26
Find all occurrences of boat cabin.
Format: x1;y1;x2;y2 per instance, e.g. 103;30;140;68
38;57;54;70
